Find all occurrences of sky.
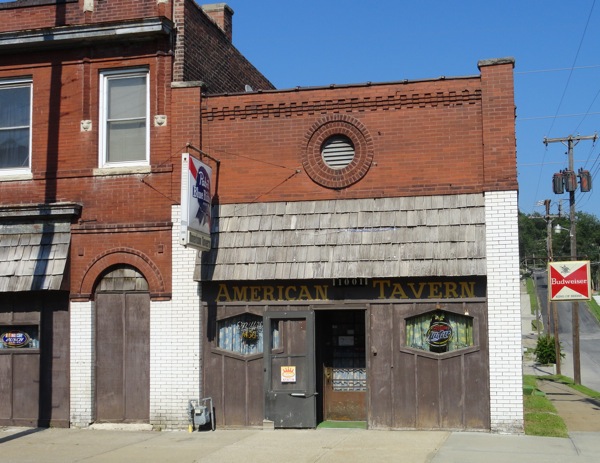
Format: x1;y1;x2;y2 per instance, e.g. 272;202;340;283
221;0;600;219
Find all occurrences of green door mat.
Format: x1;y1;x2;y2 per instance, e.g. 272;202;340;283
317;421;367;429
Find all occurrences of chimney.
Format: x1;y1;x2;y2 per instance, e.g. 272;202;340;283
201;3;234;41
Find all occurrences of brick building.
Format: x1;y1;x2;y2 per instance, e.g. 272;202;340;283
0;0;272;428
196;58;522;433
0;0;522;433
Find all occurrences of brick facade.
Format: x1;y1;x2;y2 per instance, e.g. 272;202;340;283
0;0;272;429
0;1;522;433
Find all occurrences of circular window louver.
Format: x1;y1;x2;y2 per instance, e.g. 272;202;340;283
321;135;355;169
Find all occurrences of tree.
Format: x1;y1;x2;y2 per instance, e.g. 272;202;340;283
519;210;600;290
518;211;548;271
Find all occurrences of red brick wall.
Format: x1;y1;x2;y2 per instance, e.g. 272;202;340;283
0;0;170;32
479;60;517;191
0;40;176;298
173;0;273;93
200;64;517;205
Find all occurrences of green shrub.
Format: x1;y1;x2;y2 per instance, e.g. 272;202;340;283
534;334;563;365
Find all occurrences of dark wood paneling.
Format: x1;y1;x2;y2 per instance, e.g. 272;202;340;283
40;298;70;427
439;355;464;429
393;352;417;428
223;355;249;425
203;305;265;427
247;357;264;426
96;291;150;423
464;351;490;428
13;354;40;424
0;354;13;419
416;356;439;428
124;293;150;421
368;305;393;428
0;291;70;427
369;302;490;431
96;293;125;421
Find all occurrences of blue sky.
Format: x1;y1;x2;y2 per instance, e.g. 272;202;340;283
223;0;600;219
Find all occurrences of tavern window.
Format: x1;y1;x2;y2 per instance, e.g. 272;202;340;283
405;310;474;354
0;79;32;174
99;68;149;167
217;313;280;356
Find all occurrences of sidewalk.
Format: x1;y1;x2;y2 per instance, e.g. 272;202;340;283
1;426;599;463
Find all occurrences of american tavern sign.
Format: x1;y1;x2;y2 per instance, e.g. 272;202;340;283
203;278;486;303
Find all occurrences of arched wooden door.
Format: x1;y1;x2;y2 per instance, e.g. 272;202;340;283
95;267;150;423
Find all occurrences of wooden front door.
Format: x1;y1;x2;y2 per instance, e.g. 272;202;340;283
96;292;150;422
318;310;367;422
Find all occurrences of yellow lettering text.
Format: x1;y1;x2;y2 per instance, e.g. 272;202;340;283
215;284;231;302
407;282;427;298
428;282;442;298
373;280;390;299
314;285;328;300
390;283;409;299
298;286;312;300
444;282;458;298
285;286;297;300
263;286;275;301
460;281;475;298
233;286;247;301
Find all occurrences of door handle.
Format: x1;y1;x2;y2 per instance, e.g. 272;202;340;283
289;392;318;398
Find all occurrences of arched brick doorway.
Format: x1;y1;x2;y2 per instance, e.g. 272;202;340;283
95;266;150;423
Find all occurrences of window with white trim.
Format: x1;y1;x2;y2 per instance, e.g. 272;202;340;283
99;68;149;167
0;79;32;173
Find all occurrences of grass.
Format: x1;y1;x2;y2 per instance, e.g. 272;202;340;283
525;277;539;316
523;375;569;438
587;296;600;323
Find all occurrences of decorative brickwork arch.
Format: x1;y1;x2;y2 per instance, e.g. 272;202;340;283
77;248;166;300
302;114;374;189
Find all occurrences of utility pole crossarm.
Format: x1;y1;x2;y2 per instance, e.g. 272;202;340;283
543;133;597;146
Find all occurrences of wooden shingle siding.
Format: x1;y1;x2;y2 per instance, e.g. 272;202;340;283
0;221;71;292
198;193;486;281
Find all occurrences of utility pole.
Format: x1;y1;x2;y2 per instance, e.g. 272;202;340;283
544;133;597;385
543;199;561;374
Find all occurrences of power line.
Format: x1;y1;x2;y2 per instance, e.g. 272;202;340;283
520;111;600;121
515;64;600;75
531;0;597;216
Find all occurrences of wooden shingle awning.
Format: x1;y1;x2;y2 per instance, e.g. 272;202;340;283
0;203;81;292
196;194;486;282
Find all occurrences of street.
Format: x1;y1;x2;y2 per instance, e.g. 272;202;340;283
534;270;600;391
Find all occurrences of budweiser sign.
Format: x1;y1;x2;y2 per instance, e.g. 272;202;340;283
548;261;591;301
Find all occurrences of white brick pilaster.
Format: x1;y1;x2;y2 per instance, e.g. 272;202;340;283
70;300;95;427
149;205;201;429
485;190;524;433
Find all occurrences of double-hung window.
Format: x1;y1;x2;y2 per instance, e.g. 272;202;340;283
0;79;32;173
99;68;149;167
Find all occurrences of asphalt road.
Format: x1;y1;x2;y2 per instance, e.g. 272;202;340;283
534;270;600;391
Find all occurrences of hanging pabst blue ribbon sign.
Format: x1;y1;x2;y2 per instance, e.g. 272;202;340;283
180;153;212;251
426;313;453;353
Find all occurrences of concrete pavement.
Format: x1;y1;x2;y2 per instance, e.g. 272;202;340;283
1;426;600;463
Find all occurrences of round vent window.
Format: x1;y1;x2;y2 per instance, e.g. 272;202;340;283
321;135;355;169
